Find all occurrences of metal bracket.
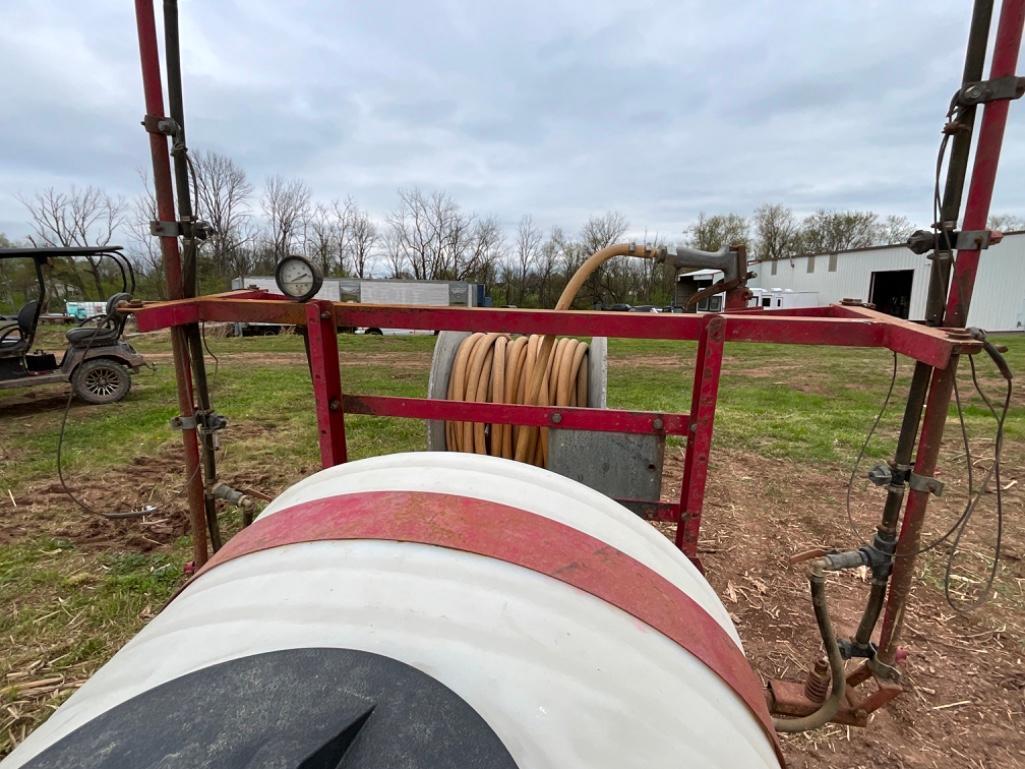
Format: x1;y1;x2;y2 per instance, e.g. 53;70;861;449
958;76;1025;106
196;410;228;433
150;220;182;237
170;414;198;430
141;114;180;136
149;218;214;240
955;229;999;250
907;227;1000;255
908;472;943;497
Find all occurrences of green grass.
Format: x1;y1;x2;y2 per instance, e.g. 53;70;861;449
1;329;1022;756
3;332;1022;491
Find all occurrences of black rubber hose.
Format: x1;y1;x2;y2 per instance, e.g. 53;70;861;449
774;562;846;732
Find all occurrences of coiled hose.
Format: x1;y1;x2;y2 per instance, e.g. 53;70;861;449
444;242;664;467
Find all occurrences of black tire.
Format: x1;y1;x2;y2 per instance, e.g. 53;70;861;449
366;327;383;336
72;359;132;404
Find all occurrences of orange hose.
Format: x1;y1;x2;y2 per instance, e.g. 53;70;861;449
442;242;662;467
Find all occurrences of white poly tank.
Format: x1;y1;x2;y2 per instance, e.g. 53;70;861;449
3;452;782;769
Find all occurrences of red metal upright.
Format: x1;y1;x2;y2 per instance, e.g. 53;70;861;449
133;0;208;566
878;0;1025;662
945;0;1025;328
676;314;726;561
305;301;348;467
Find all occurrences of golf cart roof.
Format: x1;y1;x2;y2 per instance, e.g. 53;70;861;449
0;245;124;261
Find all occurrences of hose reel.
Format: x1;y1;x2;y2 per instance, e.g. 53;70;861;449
425;241;744;507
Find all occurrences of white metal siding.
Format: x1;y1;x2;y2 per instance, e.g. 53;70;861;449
749;232;1025;331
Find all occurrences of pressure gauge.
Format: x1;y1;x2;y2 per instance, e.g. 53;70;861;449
274;255;323;302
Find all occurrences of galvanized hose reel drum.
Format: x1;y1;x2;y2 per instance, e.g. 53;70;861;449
427;331;666;509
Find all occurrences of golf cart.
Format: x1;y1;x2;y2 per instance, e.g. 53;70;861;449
0;246;146;404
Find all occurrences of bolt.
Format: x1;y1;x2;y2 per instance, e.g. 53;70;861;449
551;412;562;424
963;84;983;101
321;309;332;320
328;398;341;411
652;417;664;430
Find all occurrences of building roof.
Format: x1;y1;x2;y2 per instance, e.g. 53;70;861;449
748;229;1024;266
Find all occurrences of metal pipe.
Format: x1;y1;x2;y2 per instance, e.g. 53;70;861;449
852;0;1002;651
925;0;995;325
879;0;1025;661
133;0;208;566
945;0;1025;328
162;0;223;551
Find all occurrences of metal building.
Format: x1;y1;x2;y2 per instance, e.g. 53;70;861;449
748;230;1025;331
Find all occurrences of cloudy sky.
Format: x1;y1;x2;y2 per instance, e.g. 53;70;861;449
1;0;1022;244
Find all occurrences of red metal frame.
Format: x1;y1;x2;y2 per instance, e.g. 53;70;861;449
132;294;979;565
877;0;1025;662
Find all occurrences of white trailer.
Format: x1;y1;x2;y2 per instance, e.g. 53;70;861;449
229;277;483;335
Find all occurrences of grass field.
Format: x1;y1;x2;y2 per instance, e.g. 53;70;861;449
1;327;1023;763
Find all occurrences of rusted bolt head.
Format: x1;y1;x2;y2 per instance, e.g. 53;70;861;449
963;84;984;100
320;309;332;320
328;398;341;411
551;412;562;424
652;417;664;430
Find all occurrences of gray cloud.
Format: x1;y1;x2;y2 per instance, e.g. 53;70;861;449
1;0;1022;243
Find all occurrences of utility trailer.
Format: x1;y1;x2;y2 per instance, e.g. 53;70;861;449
228;276;485;335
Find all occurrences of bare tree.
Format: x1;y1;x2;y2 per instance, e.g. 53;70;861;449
577;211;628;307
799;209;877;254
875;214;915;245
687;212;749;252
383;230;409;279
513;215;542;304
306;202;343;276
262;175;311;261
388;188;502;281
127;185;161;280
988;213;1025;231
536;227;563;307
343;199;379;278
580;211;628;254
20;186;125;297
753;204;799;261
192;150;254;277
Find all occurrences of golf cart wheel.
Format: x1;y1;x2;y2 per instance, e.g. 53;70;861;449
72;359;132;404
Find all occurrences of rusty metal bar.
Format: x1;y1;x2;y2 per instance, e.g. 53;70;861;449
305;300;348;467
675;315;726;561
132;297;977;367
343;394;688;435
133;0;208;566
878;0;1025;662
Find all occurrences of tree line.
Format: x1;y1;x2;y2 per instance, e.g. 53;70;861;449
3;148;1023;312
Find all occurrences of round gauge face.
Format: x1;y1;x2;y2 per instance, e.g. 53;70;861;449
275;256;323;301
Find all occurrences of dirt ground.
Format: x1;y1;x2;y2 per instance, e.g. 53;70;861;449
2;342;1023;765
661;451;1025;769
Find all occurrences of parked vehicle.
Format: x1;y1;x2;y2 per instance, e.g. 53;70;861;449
0;246;146;404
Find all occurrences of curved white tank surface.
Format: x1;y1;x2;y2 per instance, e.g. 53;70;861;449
4;452;781;769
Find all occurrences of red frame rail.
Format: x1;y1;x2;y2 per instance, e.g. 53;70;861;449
132;296;979;564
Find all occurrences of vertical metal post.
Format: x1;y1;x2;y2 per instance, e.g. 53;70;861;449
944;0;1025;328
676;314;726;561
924;0;994;325
134;0;208;566
878;0;1025;662
724;244;750;312
305;301;348;467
